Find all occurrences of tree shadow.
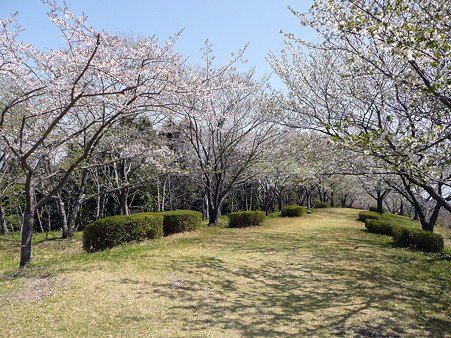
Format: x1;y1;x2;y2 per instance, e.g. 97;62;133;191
108;253;450;336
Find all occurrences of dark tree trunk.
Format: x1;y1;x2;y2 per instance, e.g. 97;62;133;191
278;195;283;212
424;203;441;232
64;168;89;238
377;196;384;214
207;185;225;225
413;209;419;220
398;201;404;216
20;174;36;268
0;203;8;236
208;203;220;225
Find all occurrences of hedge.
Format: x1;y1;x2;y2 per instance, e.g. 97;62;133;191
162;210;203;234
358;211;381;222
129;212;164;238
228;211;266;228
315;202;329;208
392;226;444;252
83;212;163;252
364;219;394;236
281;206;306;217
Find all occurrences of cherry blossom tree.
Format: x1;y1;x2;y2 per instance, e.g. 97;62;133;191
165;45;279;224
269;0;450;230
0;3;181;267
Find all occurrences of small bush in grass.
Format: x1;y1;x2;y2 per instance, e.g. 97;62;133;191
365;219;394;235
358;211;381;222
281;206;306;217
369;206;386;214
392;226;444;252
228;211;266;228
163;210;203;234
83;212;163;252
315;202;329;208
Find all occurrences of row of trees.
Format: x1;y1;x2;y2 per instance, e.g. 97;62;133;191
269;0;450;231
1;1;449;267
0;3;283;267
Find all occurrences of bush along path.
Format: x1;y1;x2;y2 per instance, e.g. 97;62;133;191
0;208;449;337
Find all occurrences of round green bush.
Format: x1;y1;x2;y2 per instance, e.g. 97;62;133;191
83;212;163;252
365;219;394;235
358;211;381;222
281;206;306;217
228;211;266;228
315;202;329;208
392;226;444;252
162;210;203;234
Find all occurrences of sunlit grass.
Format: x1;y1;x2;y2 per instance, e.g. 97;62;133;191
0;208;450;337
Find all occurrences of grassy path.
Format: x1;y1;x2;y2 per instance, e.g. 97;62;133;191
0;208;450;337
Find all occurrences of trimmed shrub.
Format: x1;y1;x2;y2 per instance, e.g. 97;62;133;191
83;212;163;252
281;206;306;217
228;211;266;228
392;226;444;252
129;212;164;239
358;211;381;222
369;206;386;214
163;210;203;234
365;219;394;235
315;202;329;208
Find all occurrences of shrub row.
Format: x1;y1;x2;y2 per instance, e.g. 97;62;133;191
163;210;203;234
83;212;163;252
281;206;306;217
364;219;394;236
83;210;202;252
358;211;381;222
392;226;444;253
363;216;444;253
228;211;266;228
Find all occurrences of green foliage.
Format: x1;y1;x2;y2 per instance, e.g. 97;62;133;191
358;211;381;222
365;219;394;236
83;212;163;252
228;211;266;228
369;206;386;214
315;202;329;208
392;226;444;253
162;210;203;234
129;212;164;238
281;206;306;217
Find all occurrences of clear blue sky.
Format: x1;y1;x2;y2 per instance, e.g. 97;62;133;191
0;0;314;87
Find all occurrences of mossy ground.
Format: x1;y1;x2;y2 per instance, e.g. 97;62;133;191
0;208;450;337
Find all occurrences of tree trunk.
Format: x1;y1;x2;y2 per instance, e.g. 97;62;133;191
119;186;130;216
424;203;441;232
56;192;69;238
0;202;8;236
398;201;404;216
278;195;283;212
207;188;224;225
64;168;89;238
20;173;36;268
208;203;220;225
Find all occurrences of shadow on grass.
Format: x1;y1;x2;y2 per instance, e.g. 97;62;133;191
108;252;450;337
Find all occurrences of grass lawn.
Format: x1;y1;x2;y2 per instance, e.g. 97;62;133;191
0;208;450;337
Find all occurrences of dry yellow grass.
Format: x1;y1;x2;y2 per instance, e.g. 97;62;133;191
0;208;450;337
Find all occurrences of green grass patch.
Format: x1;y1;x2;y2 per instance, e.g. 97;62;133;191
0;208;450;337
